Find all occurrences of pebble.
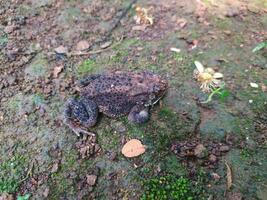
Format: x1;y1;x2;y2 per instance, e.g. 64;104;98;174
219;145;230;152
209;154;217;162
194;144;207;158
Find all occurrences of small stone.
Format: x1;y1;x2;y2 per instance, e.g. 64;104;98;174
76;40;90;51
224;30;231;35
194;144;207;158
211;172;221;180
109;152;117;161
132;25;146;31
225;8;239;17
219;145;230;152
43;187;50;198
100;41;112;49
0;193;14;200
4;25;16;34
6;76;16;85
86;174;97;186
51;162;59;173
209;154;217;162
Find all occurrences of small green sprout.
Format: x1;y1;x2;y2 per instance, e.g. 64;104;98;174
252;41;267;53
201;83;230;104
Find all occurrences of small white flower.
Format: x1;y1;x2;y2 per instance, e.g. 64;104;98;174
250;82;258;88
193;61;224;92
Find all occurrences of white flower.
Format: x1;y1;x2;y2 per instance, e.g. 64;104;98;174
194;61;224;92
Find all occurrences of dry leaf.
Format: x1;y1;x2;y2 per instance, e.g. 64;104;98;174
225;161;232;190
134;6;153;25
76;40;90;51
54;45;68;54
53;65;64;78
170;47;181;53
121;139;146;158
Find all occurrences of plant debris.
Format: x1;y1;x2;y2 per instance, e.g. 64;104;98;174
194;61;224;93
225;161;232;190
134;6;153;25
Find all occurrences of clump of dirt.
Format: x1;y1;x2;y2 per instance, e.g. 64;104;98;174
171;139;232;170
75;134;101;159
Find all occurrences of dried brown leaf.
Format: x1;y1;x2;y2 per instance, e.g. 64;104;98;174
121;139;146;158
134;6;153;25
225;161;232;190
53;65;64;78
76;40;90;51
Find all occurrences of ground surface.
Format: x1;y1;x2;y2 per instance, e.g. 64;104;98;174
0;0;267;199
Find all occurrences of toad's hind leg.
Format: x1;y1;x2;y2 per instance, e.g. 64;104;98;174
128;105;149;124
63;97;98;136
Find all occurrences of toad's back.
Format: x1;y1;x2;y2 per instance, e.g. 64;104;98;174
79;72;155;117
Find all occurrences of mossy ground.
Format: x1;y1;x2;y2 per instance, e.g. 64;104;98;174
0;0;267;199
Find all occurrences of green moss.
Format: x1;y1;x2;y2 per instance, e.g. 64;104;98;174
0;154;28;193
158;107;176;119
24;54;49;79
159;154;187;176
110;50;128;63
141;175;198;200
215;18;232;30
77;59;96;75
0;30;8;48
233;35;245;46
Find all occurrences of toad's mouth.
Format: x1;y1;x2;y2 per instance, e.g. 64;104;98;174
145;89;168;107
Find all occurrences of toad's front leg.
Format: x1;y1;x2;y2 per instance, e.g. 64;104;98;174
63;97;98;137
128;105;149;124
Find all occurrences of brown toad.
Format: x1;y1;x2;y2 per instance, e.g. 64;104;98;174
63;71;168;136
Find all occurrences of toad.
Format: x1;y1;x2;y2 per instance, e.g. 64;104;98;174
63;71;168;136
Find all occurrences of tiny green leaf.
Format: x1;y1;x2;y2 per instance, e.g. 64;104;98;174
219;89;230;100
252;41;267;52
17;194;31;200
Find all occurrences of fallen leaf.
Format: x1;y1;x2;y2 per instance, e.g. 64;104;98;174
51;162;59;173
134;6;153;25
53;65;64;78
86;174;97;186
176;18;187;28
121;139;146;158
76;40;90;51
170;47;181;53
250;82;259;88
225;161;232;190
54;45;68;54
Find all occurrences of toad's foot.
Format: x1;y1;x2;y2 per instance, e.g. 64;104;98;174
63;97;98;136
128;105;149;124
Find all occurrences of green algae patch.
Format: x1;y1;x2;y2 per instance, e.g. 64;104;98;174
0;154;28;193
24;54;49;79
77;59;96;76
